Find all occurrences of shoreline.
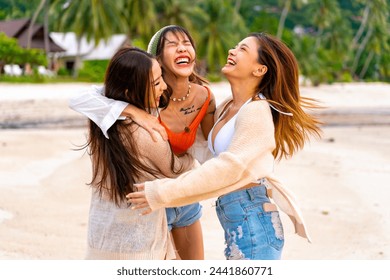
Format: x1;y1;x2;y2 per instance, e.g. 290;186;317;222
1;81;390;129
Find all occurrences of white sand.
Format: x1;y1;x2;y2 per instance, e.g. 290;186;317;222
0;82;389;260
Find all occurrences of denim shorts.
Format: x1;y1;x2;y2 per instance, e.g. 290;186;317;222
166;202;202;231
215;185;284;260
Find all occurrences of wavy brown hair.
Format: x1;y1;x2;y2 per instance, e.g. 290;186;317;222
153;25;209;109
250;32;322;160
86;47;178;206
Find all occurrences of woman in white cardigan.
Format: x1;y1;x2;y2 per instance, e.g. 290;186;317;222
127;33;322;260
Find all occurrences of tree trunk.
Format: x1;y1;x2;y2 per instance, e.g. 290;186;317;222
351;26;373;77
234;0;242;12
342;5;370;69
43;0;50;68
73;36;82;78
359;51;374;79
27;0;46;49
315;27;323;50
277;0;291;39
351;5;370;50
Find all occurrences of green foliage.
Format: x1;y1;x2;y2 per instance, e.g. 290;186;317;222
131;37;147;50
249;10;279;34
206;72;223;83
0;72;47;83
339;71;353;83
192;0;248;73
56;67;71;76
25;48;47;66
0;0;41;20
0;32;21;65
2;0;390;84
0;73;100;83
379;50;390;81
0;32;47;71
50;0;126;43
77;60;109;83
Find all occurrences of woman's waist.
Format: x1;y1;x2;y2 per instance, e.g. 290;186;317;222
216;180;271;205
236;178;272;195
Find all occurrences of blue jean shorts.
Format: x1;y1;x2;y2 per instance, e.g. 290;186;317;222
215;185;284;260
165;202;202;231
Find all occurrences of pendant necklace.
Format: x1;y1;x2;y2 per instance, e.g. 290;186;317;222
172;106;191;133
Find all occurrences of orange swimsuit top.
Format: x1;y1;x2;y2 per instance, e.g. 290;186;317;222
159;86;211;155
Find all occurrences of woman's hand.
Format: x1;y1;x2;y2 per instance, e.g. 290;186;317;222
123;105;168;142
126;183;152;215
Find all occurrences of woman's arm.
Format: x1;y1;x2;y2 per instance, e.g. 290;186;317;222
142;130;197;178
128;100;276;210
69;85;127;138
126;106;168;142
69;85;167;141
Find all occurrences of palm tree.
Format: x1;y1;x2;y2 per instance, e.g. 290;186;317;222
276;0;307;39
350;0;389;79
50;0;126;77
349;3;370;56
26;0;46;49
25;0;50;73
122;0;158;46
191;0;248;74
154;0;197;31
340;0;369;72
308;0;342;49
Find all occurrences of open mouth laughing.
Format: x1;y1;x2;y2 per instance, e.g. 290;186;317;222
175;56;191;65
227;57;236;65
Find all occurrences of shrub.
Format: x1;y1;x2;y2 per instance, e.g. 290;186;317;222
78;60;109;82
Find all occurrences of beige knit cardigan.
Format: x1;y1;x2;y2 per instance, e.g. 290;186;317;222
144;98;311;242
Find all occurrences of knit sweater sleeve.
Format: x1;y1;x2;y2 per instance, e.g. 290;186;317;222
134;125;197;179
144;100;276;210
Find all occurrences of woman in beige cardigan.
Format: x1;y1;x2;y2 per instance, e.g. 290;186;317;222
81;47;196;259
127;33;322;260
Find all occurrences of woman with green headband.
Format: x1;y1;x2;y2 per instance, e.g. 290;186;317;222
82;46;197;259
69;25;216;260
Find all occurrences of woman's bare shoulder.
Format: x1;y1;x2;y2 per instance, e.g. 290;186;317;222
191;83;209;100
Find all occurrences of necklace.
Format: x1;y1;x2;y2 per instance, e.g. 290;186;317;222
171;105;192;133
170;84;191;102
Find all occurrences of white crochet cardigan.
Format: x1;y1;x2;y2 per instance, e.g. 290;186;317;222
86;120;196;259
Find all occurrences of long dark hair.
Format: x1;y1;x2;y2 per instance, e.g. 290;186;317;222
250;32;322;160
86;47;177;206
153;25;208;108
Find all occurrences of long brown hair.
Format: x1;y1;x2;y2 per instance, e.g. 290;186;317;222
153;25;208;108
250;32;322;160
86;47;178;206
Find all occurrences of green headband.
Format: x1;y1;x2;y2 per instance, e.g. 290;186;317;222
147;25;176;56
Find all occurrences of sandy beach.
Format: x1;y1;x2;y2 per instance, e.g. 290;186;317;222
0;81;390;260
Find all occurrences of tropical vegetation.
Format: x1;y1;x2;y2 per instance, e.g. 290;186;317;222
0;0;389;85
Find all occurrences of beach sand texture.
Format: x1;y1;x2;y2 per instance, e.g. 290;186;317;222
0;82;389;260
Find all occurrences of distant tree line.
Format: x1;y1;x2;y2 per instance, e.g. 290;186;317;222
0;0;389;84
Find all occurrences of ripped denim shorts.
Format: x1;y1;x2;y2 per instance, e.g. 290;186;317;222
215;184;284;260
